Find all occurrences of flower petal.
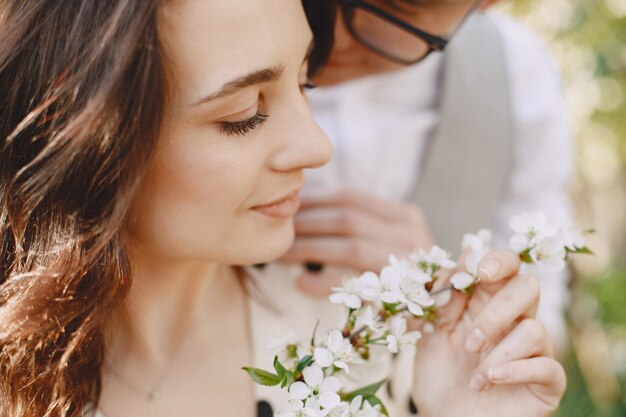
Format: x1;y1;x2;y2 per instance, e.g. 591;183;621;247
319;376;342;393
327;330;344;352
303;364;324;387
318;391;341;409
314;348;334;368
451;272;474;290
289;381;311;400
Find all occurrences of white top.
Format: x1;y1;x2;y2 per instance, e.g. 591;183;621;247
304;10;573;345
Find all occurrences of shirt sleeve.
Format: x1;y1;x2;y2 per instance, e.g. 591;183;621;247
489;11;573;350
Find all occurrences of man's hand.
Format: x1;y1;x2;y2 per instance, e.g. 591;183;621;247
280;187;434;296
412;250;566;417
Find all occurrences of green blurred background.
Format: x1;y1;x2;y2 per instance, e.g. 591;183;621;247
504;0;626;415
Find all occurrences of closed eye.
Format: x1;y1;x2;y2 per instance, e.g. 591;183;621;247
220;109;269;137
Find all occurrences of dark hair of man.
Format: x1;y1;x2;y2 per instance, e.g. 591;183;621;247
303;0;337;77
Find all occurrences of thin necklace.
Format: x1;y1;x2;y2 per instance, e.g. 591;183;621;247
104;279;216;417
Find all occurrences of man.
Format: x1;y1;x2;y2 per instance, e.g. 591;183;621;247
285;0;572;350
250;1;572;415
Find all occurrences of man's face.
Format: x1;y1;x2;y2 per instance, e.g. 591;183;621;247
313;0;490;86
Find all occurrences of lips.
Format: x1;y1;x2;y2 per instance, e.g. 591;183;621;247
251;189;302;219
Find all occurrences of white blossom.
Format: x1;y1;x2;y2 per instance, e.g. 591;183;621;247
330;272;381;309
398;276;435;317
553;217;586;251
421;245;457;270
333;396;384;417
388;255;433;284
289;365;342;411
378;265;402;304
379;261;434;314
329;276;366;309
354;306;384;335
462;229;492;253
269;330;309;364
529;236;566;272
355;399;383;417
450;272;474;290
508;211;558;253
386;316;421;356
314;330;354;373
276;398;321;417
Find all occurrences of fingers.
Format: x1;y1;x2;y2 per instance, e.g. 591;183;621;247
465;274;540;353
476;249;521;284
301;187;427;226
294;206;415;249
468;319;566;410
280;237;389;272
433;249;471;330
486;357;566;396
469;318;553;391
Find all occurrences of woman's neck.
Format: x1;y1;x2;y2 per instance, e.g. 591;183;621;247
108;246;240;367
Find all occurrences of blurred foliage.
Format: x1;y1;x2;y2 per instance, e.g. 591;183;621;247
504;0;626;415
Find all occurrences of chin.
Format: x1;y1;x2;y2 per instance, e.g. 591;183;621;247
233;221;295;265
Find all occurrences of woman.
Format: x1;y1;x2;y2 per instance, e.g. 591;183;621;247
0;1;563;417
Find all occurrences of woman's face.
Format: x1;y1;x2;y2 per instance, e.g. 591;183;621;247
130;0;332;265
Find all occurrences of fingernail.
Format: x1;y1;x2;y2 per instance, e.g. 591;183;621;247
478;259;501;281
488;366;512;381
465;328;485;353
469;371;487;391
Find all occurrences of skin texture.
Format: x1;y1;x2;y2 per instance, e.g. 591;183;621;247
99;1;331;416
414;250;566;417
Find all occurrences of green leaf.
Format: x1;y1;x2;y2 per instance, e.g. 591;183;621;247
296;355;314;372
273;356;295;388
273;356;289;377
280;372;295;388
242;367;282;386
575;246;594;255
341;379;387;401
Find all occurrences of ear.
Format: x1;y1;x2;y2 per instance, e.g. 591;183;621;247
479;0;501;10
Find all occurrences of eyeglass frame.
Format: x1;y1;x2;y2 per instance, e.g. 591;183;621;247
338;0;483;65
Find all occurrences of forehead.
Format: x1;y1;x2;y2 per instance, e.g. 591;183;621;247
159;0;311;100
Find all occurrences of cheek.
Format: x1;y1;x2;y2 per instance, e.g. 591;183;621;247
129;134;296;265
130;137;259;260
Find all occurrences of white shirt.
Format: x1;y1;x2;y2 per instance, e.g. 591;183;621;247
305;10;573;346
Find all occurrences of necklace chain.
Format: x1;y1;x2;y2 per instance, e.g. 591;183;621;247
104;279;215;416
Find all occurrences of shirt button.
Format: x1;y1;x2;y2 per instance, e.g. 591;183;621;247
257;400;273;417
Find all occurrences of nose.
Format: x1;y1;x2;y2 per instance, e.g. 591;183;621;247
333;10;355;52
269;96;333;173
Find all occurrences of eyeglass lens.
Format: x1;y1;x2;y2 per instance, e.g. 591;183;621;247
344;0;481;62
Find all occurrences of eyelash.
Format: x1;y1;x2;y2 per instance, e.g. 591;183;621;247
219;81;315;137
220;110;269;137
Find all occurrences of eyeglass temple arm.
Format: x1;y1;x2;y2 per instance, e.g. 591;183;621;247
339;0;449;51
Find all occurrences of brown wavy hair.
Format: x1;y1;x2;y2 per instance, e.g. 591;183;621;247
0;1;335;416
0;1;166;415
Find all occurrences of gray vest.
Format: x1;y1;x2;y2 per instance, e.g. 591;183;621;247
411;13;515;256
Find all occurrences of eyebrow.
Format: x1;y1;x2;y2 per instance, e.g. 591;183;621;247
191;65;285;107
191;38;315;108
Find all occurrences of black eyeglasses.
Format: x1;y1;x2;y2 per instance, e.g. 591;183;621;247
338;0;482;65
